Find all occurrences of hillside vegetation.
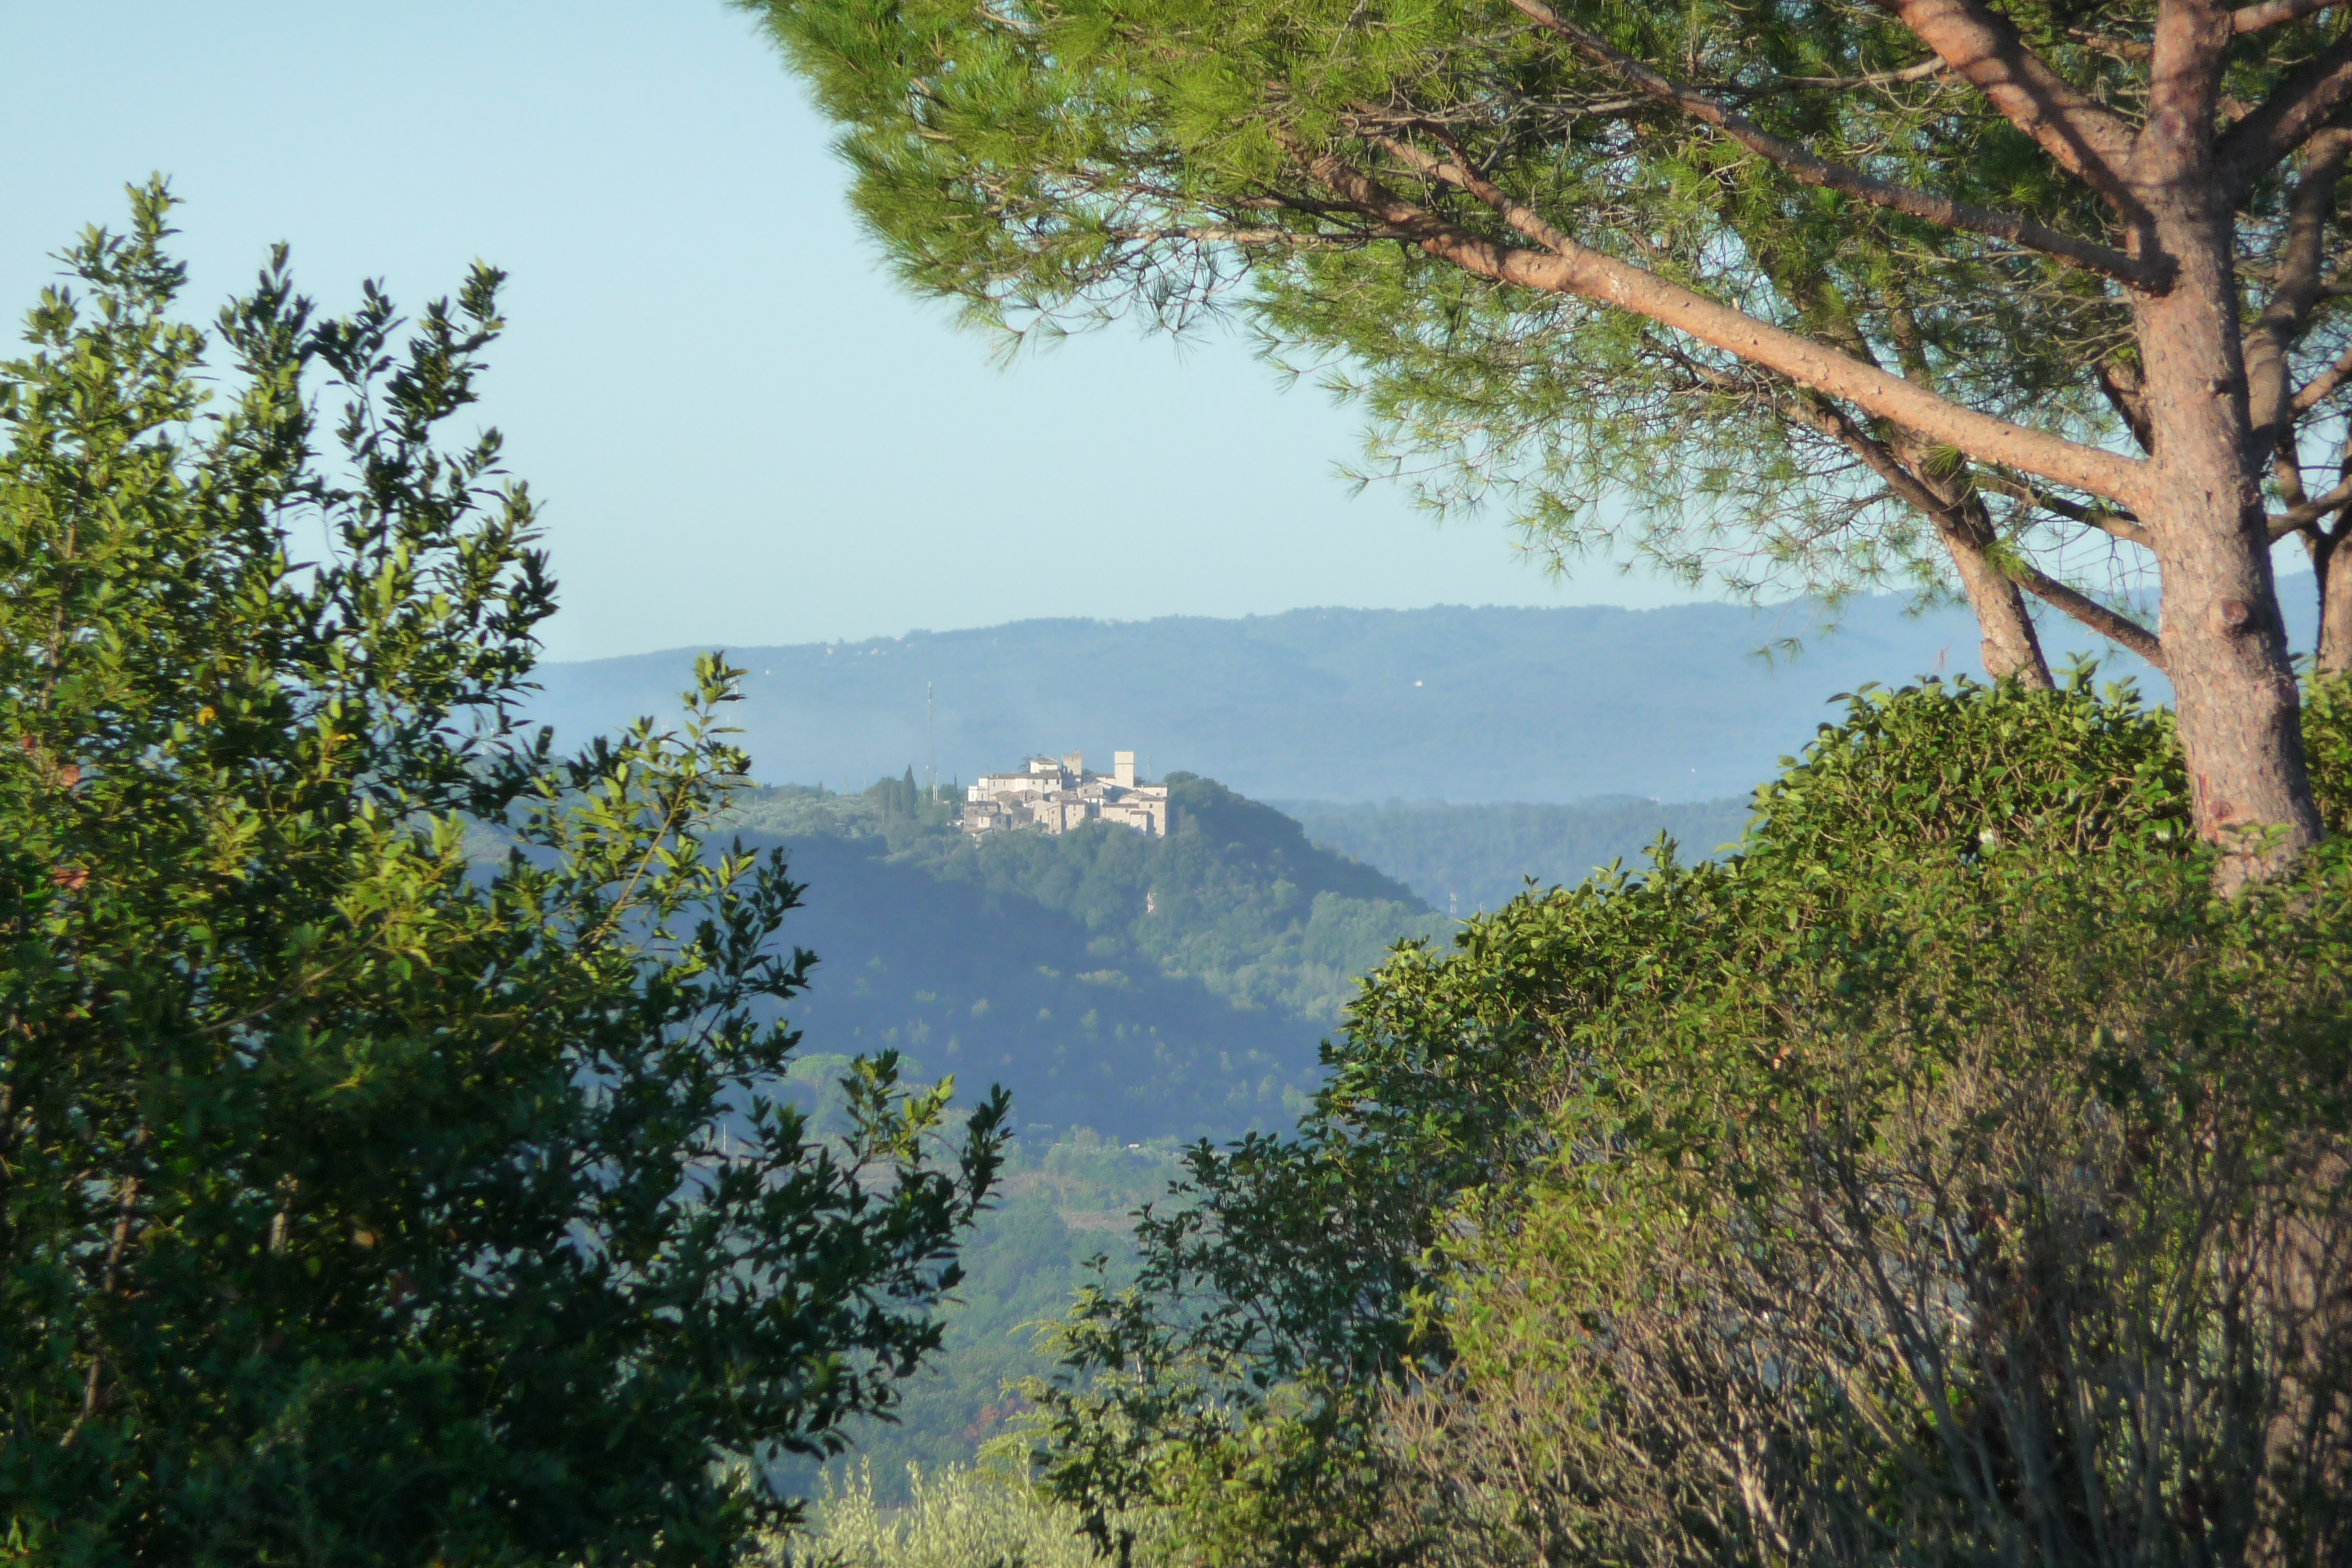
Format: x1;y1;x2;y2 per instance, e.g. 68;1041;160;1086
722;771;1440;1142
763;1131;1189;1506
1274;795;1751;912
1022;676;2352;1568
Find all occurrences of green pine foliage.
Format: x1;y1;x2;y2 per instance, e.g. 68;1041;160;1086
730;0;2224;609
0;188;1006;1565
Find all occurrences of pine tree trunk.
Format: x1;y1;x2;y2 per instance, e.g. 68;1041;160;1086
2313;529;2352;678
2132;111;2324;877
1878;428;2055;687
1930;507;2052;689
2143;501;2315;865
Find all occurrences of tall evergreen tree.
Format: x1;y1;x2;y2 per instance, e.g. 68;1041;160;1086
743;0;2352;877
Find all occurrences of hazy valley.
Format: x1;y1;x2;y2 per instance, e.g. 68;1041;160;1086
621;589;2291;1495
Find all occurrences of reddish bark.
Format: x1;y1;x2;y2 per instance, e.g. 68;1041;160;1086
1941;521;2054;687
1302;0;2344;871
1310;142;2147;505
1882;431;2054;687
2309;526;2352;676
1774;393;2057;685
2123;0;2323;872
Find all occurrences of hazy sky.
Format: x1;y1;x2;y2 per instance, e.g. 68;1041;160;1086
0;1;1708;662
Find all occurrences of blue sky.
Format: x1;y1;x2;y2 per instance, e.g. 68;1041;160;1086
0;0;1706;662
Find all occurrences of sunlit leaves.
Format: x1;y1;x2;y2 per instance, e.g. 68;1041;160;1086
0;186;1008;1567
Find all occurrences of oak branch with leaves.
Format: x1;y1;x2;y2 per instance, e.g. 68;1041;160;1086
749;0;2352;877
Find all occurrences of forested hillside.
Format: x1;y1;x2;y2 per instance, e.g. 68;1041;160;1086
727;771;1440;1142
730;771;1443;1497
1275;795;1753;912
765;1133;1189;1503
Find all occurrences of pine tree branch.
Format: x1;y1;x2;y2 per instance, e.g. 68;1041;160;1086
2233;0;2347;34
2097;358;2157;454
1777;389;2161;664
2247;129;2351;446
2291;336;2352;412
1780;58;1953;87
1110;226;1351;247
1975;473;2153;546
1323;133;2149;505
2068;26;2153;62
2218;35;2352;193
2003;559;2169;669
1501;0;2169;289
2270;471;2352;532
1875;0;2143;213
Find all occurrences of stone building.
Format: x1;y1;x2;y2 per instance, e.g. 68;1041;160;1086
962;750;1169;838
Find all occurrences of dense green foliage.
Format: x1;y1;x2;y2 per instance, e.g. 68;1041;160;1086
1273;795;1751;913
0;191;1005;1565
1398;842;2348;1565
764;1132;1187;1506
2308;671;2352;836
1023;672;2352;1567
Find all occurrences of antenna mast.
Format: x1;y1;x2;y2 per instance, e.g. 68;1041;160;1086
926;683;937;800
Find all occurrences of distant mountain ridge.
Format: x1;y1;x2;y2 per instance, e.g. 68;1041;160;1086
533;587;2313;803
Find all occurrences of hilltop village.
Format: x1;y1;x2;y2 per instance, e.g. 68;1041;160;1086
962;750;1169;837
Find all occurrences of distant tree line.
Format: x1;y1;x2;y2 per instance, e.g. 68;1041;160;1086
1276;795;1753;914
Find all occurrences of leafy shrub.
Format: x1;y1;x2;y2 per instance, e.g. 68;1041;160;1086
1388;839;2352;1567
2306;672;2352;834
771;1461;1138;1568
1747;670;2188;866
1025;672;2352;1568
0;188;1005;1565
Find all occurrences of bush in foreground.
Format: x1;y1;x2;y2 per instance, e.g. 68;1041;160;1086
772;1460;1147;1568
1387;836;2352;1565
0;187;1004;1565
1028;673;2352;1567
